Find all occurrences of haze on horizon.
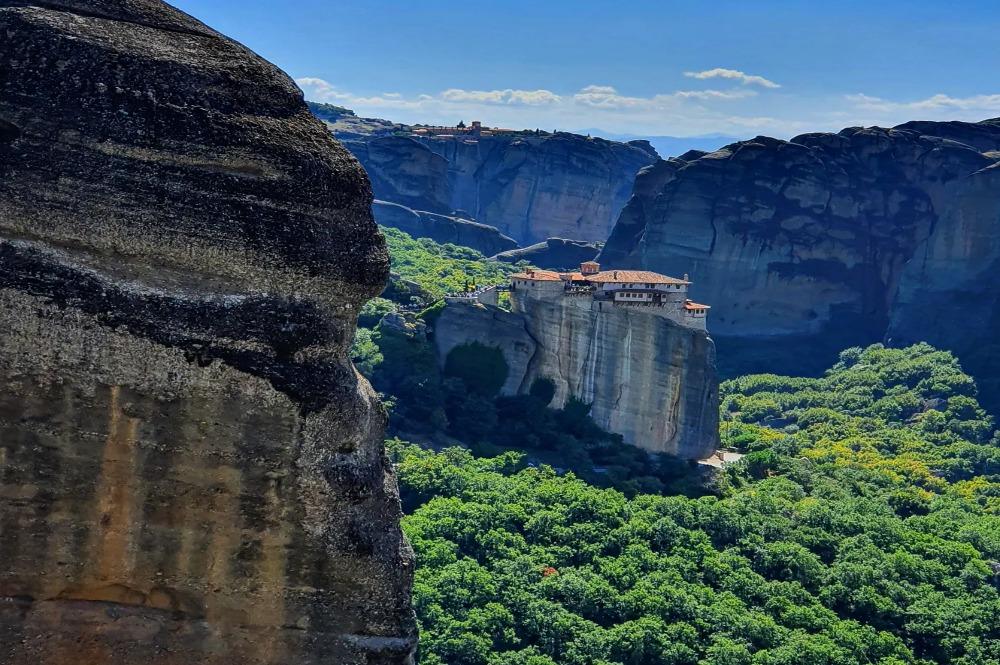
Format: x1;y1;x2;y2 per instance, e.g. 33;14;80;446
172;0;1000;140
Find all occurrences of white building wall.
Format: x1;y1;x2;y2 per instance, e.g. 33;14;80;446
599;282;687;294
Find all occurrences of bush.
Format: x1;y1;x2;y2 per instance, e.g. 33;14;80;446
358;297;397;328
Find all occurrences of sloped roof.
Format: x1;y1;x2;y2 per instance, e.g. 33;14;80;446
510;269;563;282
586;270;690;285
684;300;711;310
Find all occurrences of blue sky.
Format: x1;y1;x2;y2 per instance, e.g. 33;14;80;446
172;0;1000;138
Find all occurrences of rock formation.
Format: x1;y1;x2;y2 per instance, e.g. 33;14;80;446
373;200;517;256
0;2;415;663
342;132;658;245
492;238;602;271
434;299;718;459
600;120;1000;407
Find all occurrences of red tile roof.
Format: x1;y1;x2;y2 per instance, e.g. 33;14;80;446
684;300;711;310
586;270;690;285
511;269;563;282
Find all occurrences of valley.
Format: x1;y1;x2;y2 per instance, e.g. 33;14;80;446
1;3;998;665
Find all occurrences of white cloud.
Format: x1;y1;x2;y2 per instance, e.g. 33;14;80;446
674;89;757;101
300;76;975;138
847;92;1000;113
296;77;426;110
440;88;561;105
296;77;346;100
573;85;647;108
573;85;754;109
684;68;781;89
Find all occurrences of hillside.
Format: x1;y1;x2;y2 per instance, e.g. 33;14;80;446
393;344;1000;665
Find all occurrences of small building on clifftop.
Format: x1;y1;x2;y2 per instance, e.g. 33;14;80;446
508;262;712;330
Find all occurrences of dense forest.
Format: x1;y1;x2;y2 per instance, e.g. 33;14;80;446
392;345;999;665
359;229;999;664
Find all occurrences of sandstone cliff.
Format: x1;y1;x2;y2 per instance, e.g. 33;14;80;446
601;120;1000;405
342;132;658;245
434;300;718;459
0;2;415;663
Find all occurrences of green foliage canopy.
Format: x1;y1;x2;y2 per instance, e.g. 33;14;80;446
382;226;521;300
394;344;1000;665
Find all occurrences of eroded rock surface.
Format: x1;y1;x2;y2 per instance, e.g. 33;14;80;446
0;1;415;663
344;132;658;245
434;300;718;459
601;121;1000;405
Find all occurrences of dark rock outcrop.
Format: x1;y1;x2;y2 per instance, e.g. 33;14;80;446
601;120;1000;406
342;132;658;245
492;238;601;271
0;2;415;663
374;200;517;255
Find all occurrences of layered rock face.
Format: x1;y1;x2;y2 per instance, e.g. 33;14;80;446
888;160;1000;404
601;121;1000;398
492;238;601;271
0;2;415;663
373;200;517;255
434;299;718;459
344;133;658;245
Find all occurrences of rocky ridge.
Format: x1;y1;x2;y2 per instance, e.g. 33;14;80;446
491;237;602;271
373;199;517;256
340;129;658;245
601;120;1000;405
0;2;415;663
